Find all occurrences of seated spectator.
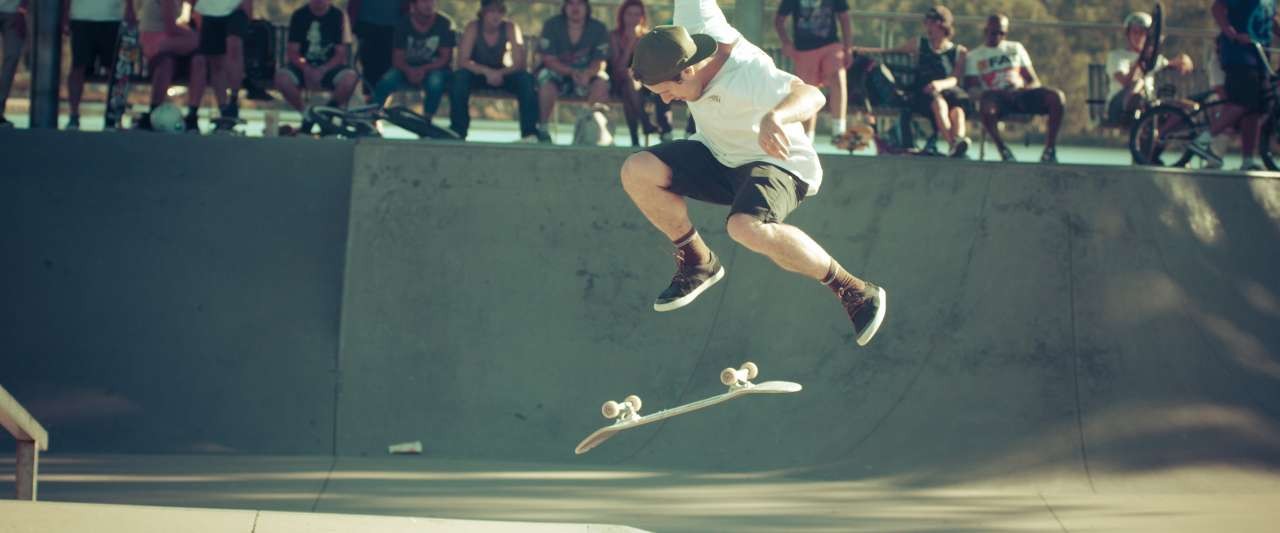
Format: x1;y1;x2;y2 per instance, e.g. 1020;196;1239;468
965;14;1065;163
536;0;610;143
450;0;539;141
137;0;198;130
775;0;852;139
1104;11;1193;127
185;0;253;131
64;0;136;130
274;0;360;133
348;0;404;99
609;0;671;147
854;5;970;157
371;0;455;126
0;0;21;128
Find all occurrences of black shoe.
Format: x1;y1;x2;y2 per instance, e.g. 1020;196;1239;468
653;250;725;312
184;113;200;132
1040;147;1058;164
135;112;153;131
998;146;1016;162
245;85;273;101
220;103;240;120
836;282;887;346
536;129;553;144
66;115;80;130
949;136;969;158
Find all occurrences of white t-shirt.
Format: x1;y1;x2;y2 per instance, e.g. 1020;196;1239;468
195;0;242;17
675;0;821;196
0;0;22;14
70;0;125;21
966;40;1033;91
1105;49;1169;100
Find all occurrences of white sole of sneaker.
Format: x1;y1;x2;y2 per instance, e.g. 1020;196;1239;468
856;286;888;347
652;266;726;312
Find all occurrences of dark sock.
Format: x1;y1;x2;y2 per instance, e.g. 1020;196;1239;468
673;228;712;265
821;259;866;293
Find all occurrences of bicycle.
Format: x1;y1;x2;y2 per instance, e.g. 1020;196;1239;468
1129;43;1280;169
304;104;460;140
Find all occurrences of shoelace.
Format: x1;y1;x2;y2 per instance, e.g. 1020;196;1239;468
837;286;868;314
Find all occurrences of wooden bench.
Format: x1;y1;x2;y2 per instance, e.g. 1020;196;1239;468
0;384;48;501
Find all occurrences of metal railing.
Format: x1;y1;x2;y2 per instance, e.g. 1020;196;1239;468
0;385;48;501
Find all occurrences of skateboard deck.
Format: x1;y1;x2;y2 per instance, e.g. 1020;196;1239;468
104;21;141;129
574;362;802;455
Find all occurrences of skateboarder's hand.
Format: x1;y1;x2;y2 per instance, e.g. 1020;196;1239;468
758;111;791;159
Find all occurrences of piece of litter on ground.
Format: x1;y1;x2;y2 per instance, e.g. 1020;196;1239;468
388;441;423;454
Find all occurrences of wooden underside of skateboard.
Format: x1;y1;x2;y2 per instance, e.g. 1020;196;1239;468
574;362;802;455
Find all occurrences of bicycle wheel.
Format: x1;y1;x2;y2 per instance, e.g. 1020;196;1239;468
307;105;378;138
1130;104;1197;167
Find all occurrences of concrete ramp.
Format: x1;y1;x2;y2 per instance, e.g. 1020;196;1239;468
338;142;1280;488
0;500;645;532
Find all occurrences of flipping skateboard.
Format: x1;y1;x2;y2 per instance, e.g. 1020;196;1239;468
104;21;141;130
574;361;802;455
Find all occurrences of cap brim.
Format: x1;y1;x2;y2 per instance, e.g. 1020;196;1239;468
687;34;717;68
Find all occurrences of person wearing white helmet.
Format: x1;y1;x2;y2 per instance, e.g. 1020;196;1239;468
1104;11;1193;128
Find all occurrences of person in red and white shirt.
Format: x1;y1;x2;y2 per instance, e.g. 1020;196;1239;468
964;13;1065;163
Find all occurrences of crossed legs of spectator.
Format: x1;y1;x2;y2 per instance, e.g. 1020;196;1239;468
979;87;1065;163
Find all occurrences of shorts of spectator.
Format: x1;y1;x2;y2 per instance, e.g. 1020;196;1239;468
790;42;845;88
980;87;1061;118
141;27;197;59
373;68;450;117
1223;64;1267;114
1105;91;1142;125
283;64;360;91
538;68;609;98
199;9;249;56
908;86;968;119
71;21;118;71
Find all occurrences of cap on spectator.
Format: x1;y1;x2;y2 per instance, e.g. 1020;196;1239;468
630;25;717;84
1124;12;1153;29
925;5;954;36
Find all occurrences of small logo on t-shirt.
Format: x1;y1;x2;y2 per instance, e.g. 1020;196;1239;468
706;95;722;103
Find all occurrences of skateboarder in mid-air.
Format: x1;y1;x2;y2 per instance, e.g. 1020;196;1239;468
620;0;886;345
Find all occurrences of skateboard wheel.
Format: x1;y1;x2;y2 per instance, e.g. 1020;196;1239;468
741;361;759;380
602;400;621;419
624;394;642;412
720;367;738;386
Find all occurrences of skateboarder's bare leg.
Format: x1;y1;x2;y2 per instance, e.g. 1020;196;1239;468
725;214;864;289
620;151;712;263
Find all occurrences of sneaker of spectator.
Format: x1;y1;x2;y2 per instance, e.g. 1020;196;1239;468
371;0;455;125
274;0;361;121
535;0;612;144
775;0;852;138
1040;147;1057;164
66;115;81;130
965;14;1066;165
139;0;199;123
949;136;969;158
450;0;540;141
999;145;1016;162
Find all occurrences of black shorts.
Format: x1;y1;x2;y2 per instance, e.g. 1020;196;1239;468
908;86;969;117
1223;64;1266;113
284;63;356;90
982;87;1056;117
645;140;808;224
70;20;120;70
199;9;249;55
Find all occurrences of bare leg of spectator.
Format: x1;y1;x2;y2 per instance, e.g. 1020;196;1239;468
150;55;175;108
825;62;847;136
1240;113;1263;161
1040;87;1065;153
332;70;359;109
979;93;1011;158
930;94;954;144
187;55;209;129
225;36;244;109
950;106;966;141
275;70;304;111
538;80;559;125
67;65;88;126
616;77;645;146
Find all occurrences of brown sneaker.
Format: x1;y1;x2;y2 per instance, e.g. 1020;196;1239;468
653;250;724;312
836;282;887;346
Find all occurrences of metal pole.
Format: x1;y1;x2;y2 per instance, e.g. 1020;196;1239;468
15;441;37;500
28;0;64;129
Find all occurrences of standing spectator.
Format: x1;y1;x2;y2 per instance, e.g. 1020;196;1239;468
536;0;611;143
1205;0;1278;171
274;0;359;133
964;14;1065;163
137;0;198;130
450;0;538;141
63;0;136;130
774;0;851;139
371;0;454;124
348;0;402;97
1104;11;1193;128
854;5;970;157
610;0;672;147
0;0;20;128
185;0;252;131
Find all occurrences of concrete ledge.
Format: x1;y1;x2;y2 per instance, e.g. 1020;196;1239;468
0;385;47;450
0;500;647;533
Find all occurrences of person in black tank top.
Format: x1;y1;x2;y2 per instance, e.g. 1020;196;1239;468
450;0;542;141
852;5;970;157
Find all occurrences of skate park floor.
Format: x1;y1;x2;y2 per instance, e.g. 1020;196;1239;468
4;453;1280;532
